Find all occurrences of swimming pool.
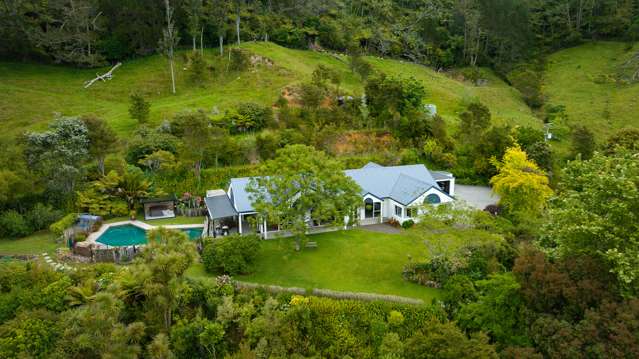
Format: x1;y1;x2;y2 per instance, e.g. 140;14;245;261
96;225;203;247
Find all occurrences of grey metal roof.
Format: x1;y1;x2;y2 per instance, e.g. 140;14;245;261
226;163;450;212
204;194;238;219
430;170;454;181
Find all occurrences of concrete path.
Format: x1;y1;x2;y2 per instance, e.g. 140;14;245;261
454;185;500;210
360;223;402;234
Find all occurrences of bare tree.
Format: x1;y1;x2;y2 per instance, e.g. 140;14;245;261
159;0;180;94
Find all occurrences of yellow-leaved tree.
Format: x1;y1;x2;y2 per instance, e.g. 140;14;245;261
490;145;553;217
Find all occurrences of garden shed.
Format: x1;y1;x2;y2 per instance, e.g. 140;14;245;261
141;195;177;220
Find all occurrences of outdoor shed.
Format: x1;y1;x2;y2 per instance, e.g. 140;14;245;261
141;195;177;220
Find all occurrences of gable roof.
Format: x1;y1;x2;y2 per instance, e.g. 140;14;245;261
226;163;451;212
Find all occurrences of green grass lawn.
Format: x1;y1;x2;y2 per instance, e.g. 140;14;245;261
544;41;639;141
0;231;63;256
229;229;442;302
0;41;539;141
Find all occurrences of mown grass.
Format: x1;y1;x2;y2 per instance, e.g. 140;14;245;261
544;41;639;141
0;231;63;256
0;41;539;140
227;228;442;302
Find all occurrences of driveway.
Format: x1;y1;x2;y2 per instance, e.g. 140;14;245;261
454;185;500;210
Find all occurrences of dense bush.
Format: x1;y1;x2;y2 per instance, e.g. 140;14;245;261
49;213;77;236
26;203;64;232
0;210;31;238
229;48;250;72
201;234;261;275
401;219;415;229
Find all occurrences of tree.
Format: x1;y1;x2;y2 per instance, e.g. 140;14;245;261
604;127;639;155
117;228;196;333
175;111;212;181
129;92;151;124
81;116;117;175
457;102;491;146
404;319;498;358
247;145;361;250
540;151;639;295
201;234;261;275
205;0;231;55
184;0;204;52
490;146;553;218
159;0;180;94
571;125;595;160
23;116;89;200
456;273;530;347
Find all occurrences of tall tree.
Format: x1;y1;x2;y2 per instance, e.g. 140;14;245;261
159;0;179;94
205;0;231;55
184;0;204;52
540;151;639;295
490;145;553;218
247;144;361;250
23;116;89;201
175;111;212;181
81;115;117;175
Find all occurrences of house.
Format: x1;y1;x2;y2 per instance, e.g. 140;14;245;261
203;162;455;238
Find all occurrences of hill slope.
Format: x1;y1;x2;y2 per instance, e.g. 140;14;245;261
544;41;639;140
0;42;539;139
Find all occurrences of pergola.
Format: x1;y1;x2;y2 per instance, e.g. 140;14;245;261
204;191;239;237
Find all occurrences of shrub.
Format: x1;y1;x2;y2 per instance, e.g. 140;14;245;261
201;234;261;275
26;203;63;231
237;102;274;131
128;92;150;124
49;213;77;236
401;219;415;229
0;210;31;238
229;48;250;72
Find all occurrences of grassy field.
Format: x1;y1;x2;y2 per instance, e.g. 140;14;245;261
544;41;639;140
0;231;63;256
222;228;440;302
0;42;539;140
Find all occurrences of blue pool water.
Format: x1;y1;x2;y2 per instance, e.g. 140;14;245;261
96;225;203;247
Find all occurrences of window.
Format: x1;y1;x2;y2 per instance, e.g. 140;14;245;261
406;207;416;218
425;193;441;205
395;205;403;217
364;198;374;218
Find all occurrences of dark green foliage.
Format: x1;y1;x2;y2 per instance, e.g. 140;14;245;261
81;115;118;175
202;234;261;275
0;210;31;238
25;203;63;232
349;53;373;80
125;127;178;165
128;92;151;124
457;102;492;145
604;127;639;154
571;125;596;159
507;65;544;108
365;73;426;120
188;52;207;85
229;48;250;71
236;102;274;131
401;219;415;229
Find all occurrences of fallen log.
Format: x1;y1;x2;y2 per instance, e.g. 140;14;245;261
84;62;122;88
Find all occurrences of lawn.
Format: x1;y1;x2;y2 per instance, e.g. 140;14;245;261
0;231;63;256
230;228;442;302
544;41;639;141
0;41;539;141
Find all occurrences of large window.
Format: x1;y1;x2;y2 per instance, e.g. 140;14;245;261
406;207;416;218
364;198;381;218
395;205;403;217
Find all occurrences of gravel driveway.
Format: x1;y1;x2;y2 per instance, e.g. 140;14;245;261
454;185;500;210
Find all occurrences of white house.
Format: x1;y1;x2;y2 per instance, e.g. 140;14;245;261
203;162;455;238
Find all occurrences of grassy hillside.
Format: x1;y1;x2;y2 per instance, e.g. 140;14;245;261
0;42;538;139
544;41;639;140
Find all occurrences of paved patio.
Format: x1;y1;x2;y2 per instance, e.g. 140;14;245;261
454;185;500;210
360;223;402;234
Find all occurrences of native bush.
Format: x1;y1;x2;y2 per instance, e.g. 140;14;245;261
49;213;77;236
26;203;63;232
202;234;261;275
0;210;31;238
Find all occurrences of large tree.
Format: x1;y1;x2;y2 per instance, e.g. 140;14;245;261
81;115;117;175
540;151;639;295
247;144;361;250
159;0;179;94
23;116;89;201
490;145;552;218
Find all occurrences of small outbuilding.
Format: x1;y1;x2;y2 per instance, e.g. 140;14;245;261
141;195;177;220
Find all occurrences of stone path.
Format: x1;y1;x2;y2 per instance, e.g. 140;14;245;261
41;253;76;272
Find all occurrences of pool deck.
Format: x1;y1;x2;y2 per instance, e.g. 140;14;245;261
79;220;205;249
